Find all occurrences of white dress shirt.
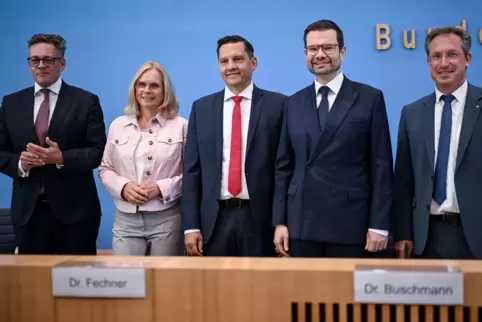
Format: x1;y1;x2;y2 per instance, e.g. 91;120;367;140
430;80;467;215
18;77;63;177
220;82;253;200
184;83;253;235
314;72;388;237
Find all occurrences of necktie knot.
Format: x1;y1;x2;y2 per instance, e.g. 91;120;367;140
232;96;243;103
319;86;330;97
441;94;455;104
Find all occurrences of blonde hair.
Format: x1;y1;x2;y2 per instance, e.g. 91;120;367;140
124;61;179;119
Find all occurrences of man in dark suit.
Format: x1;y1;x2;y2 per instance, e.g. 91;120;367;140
182;35;286;256
393;27;482;259
273;20;393;258
0;34;106;255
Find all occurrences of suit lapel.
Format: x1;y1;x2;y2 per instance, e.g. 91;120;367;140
48;82;73;140
212;91;224;177
18;87;39;145
421;94;436;171
309;78;358;161
246;86;263;157
455;84;482;170
301;84;320;149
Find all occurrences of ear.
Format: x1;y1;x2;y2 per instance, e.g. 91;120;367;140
60;58;67;72
251;56;258;71
339;45;347;61
465;51;472;68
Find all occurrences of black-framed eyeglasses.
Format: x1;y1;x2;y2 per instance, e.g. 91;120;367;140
27;56;62;67
306;44;339;55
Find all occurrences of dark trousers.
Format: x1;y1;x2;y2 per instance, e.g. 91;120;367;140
203;201;274;257
290;239;366;258
420;215;474;259
16;197;100;255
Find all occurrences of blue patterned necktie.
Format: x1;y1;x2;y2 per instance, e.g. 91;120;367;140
317;86;330;131
433;94;455;204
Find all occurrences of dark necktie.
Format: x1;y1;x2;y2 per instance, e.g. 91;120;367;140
433;94;455;205
35;89;50;147
318;86;330;131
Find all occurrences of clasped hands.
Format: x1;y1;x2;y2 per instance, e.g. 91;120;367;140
20;137;63;171
122;182;161;204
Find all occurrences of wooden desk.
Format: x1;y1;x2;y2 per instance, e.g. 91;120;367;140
1;256;481;322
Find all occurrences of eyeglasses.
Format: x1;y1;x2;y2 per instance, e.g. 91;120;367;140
428;51;464;63
27;56;62;67
306;44;339;55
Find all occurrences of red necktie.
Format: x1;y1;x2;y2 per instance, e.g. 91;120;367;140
35;89;50;147
228;96;242;197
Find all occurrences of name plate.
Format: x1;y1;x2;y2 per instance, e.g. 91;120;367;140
353;265;463;305
52;261;148;298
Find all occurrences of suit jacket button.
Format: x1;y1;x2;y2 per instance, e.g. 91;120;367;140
146;171;151;176
168;138;172;143
115;140;119;144
148;156;152;161
149;141;153;145
165;197;170;202
149;129;153;134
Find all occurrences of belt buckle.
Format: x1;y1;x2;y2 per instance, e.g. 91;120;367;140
442;213;460;226
232;199;243;208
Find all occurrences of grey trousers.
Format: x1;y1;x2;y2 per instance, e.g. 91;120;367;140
112;206;183;256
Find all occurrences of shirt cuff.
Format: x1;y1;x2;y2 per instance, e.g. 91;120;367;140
56;164;64;169
18;159;29;178
368;228;389;236
184;229;200;235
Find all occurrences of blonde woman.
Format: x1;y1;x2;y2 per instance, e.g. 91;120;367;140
99;61;187;256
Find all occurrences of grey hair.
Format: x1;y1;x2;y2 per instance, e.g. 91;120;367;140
425;26;471;57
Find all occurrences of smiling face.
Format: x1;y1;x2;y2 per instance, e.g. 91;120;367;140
304;29;345;83
135;68;164;112
218;42;257;94
427;33;471;94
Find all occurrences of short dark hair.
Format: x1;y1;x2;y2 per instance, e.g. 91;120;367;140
28;34;67;57
303;19;344;48
425;26;471;57
217;35;254;58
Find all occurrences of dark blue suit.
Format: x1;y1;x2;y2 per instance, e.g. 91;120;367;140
273;77;393;256
182;85;286;255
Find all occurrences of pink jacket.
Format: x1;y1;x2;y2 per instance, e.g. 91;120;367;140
99;114;187;213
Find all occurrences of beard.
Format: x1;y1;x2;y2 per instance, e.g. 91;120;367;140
309;58;341;76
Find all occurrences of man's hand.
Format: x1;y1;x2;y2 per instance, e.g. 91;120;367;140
365;230;388;252
274;225;290;257
20;151;45;171
395;240;413;258
185;232;203;256
121;183;148;204
138;182;161;201
26;137;63;165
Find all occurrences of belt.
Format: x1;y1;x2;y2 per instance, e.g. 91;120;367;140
219;198;249;209
37;193;48;203
430;212;461;226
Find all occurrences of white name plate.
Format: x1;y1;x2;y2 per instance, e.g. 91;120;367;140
353;265;464;305
52;264;146;298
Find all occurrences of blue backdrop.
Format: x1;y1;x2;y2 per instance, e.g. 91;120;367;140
1;0;481;249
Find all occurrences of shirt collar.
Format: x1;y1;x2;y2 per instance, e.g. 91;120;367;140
224;82;254;101
34;77;62;96
314;71;344;95
123;114;166;128
435;79;468;103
